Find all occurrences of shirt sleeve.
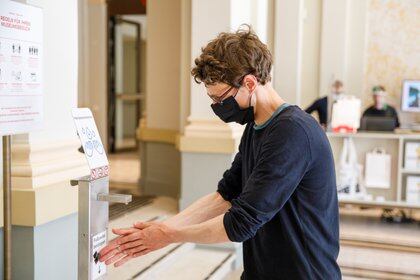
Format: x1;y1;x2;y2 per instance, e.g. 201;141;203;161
216;126;248;202
223;119;311;242
217;151;243;201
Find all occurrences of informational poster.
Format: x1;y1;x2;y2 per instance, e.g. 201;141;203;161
72;108;109;179
0;0;43;136
91;231;107;280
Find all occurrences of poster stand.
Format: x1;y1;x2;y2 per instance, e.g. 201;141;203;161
0;1;43;278
2;135;12;280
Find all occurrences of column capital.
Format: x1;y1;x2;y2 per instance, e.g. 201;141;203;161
179;118;243;154
137;118;179;145
11;139;88;190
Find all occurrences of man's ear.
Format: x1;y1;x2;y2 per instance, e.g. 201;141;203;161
243;75;257;92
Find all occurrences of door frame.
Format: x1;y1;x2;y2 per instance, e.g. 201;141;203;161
107;15;142;153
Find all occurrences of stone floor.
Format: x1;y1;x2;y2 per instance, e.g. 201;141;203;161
105;196;420;279
109;151;141;185
107;152;420;279
109;151;141;195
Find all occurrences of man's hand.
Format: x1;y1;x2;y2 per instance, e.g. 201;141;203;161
99;221;177;267
98;227;139;266
99;192;231;267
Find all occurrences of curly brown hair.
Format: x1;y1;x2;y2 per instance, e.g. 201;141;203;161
191;25;272;88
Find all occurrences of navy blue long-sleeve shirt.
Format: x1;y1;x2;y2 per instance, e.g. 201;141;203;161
218;105;341;280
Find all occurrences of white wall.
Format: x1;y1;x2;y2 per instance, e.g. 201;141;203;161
21;0;79;145
319;0;368;99
273;0;304;105
300;0;322;108
230;0;269;44
272;0;371;109
318;0;349;97
344;0;368;99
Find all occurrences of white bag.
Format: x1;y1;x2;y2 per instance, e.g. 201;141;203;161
331;96;361;133
337;138;366;198
365;148;391;189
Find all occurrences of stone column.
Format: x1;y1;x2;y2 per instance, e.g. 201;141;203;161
136;0;184;199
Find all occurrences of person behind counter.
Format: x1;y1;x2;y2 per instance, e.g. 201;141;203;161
305;80;344;128
362;85;400;128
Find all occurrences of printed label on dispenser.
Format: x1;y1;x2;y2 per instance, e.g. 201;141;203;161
91;231;107;280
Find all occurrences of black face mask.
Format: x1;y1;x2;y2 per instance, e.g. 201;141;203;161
211;94;254;125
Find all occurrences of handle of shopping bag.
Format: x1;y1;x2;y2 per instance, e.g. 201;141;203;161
372;147;386;154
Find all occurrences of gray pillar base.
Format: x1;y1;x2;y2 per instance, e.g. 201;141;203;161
180;151;243;268
0;213;77;280
140;142;181;199
180;152;235;210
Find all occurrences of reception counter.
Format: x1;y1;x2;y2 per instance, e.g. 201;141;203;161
327;132;420;210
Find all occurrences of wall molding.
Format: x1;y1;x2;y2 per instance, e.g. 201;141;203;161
0;177;80;227
11;182;79;227
10;139;89;189
0;139;88;227
178;119;243;154
137;118;179;145
137;118;243;154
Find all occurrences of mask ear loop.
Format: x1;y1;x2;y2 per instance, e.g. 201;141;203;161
248;85;256;108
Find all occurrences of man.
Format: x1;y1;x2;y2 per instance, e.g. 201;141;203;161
305;80;345;127
362;85;400;128
99;26;341;280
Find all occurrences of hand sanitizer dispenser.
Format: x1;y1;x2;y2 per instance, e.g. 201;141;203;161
71;108;132;280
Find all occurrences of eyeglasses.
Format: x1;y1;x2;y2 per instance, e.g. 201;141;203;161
207;86;238;104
